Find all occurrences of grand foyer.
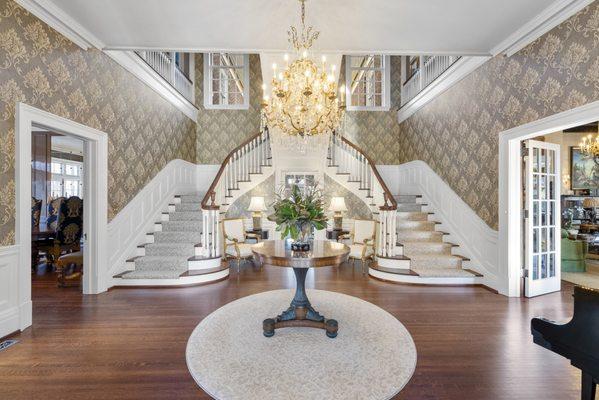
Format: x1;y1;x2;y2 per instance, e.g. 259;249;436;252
1;0;599;399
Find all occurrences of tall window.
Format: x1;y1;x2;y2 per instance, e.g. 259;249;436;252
345;55;390;111
50;158;83;198
204;53;249;110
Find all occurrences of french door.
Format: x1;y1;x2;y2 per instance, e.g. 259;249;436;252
524;140;561;297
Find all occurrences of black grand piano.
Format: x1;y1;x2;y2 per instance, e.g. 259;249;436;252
531;286;599;400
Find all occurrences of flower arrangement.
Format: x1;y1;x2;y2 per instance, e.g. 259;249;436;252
268;184;328;250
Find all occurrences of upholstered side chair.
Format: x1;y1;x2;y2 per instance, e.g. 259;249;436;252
222;218;261;272
338;219;377;274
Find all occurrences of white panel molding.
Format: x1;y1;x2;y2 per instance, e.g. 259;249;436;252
14;0;104;50
0;245;20;339
397;56;490;124
491;0;594;56
393;160;500;291
104;51;198;121
107;159;198;279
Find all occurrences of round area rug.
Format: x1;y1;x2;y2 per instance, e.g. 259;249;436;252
186;289;417;400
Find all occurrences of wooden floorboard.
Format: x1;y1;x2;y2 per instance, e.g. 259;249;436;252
0;263;585;399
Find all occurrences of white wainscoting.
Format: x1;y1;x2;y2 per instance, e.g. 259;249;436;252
392;160;500;291
0;245;21;338
107;160;198;278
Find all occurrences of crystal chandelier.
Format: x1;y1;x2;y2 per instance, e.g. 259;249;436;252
579;130;599;158
261;0;345;137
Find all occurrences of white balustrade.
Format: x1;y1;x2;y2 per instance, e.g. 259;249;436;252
328;132;397;257
201;130;272;258
401;55;460;106
136;51;194;102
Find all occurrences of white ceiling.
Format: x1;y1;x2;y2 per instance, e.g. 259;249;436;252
47;0;562;55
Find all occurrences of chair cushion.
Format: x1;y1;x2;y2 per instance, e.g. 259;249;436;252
223;219;246;243
226;243;253;258
349;244;374;259
354;220;376;244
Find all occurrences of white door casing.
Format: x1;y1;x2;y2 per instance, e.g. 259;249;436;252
524;140;560;297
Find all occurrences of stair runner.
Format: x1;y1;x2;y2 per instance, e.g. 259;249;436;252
395;195;478;278
120;193;204;279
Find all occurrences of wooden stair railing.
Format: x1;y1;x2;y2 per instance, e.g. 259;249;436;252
200;129;272;257
328;132;398;257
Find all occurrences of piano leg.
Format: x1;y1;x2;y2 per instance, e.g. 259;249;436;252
581;372;596;400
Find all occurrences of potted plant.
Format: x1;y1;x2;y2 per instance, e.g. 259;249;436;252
268;184;328;251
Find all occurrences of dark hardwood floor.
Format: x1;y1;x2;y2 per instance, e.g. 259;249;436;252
0;263;587;400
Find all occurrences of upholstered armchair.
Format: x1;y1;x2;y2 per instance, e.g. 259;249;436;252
46;196;65;231
222;218;261;272
561;229;588;272
39;196;83;267
31;197;42;228
337;219;377;274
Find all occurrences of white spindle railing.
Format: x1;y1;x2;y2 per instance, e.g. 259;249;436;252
401;55;460;106
201;130;272;258
328;132;397;257
136;51;194;102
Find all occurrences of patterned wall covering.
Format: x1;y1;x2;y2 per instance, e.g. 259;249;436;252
225;174;372;221
0;0;196;246
195;53;263;164
339;56;401;165
398;2;599;229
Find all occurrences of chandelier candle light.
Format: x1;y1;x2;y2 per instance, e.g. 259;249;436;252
579;132;599;158
262;0;345;137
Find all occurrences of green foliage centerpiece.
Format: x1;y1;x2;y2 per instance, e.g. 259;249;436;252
268;184;328;251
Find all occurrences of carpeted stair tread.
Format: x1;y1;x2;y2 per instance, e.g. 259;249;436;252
120;269;185;279
175;202;202;211
397;220;436;231
402;241;453;255
144;242;196;256
396;203;422;212
396;230;444;242
397;211;429;221
169;211;203;221
409;254;463;269
153;231;203;243
133;255;189;272
411;267;478;278
394;195;419;203
179;193;205;203
161;220;203;232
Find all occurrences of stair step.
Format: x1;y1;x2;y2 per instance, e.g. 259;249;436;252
177;193;205;203
409;254;463;269
397;230;445;242
144;242;196;256
153;231;203;243
397;220;437;231
410;267;479;278
161;220;203;232
394;195;421;203
402;241;453;255
396;203;422;212
175;202;202;211
132;255;189;272
397;211;430;221
169;211;203;221
119;269;185;279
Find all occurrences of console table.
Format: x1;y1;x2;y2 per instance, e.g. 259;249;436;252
252;240;350;338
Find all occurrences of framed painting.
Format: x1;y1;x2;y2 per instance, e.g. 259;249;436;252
570;146;599;190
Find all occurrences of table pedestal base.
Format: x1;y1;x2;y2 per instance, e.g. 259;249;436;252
263;267;338;338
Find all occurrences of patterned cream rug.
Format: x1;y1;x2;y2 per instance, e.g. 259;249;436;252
186;289;417;400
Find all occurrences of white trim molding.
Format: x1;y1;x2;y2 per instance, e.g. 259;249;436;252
345;55;391;112
104;51;198;121
107;159;199;278
14;103;109;335
491;0;595;56
0;245;21;338
498;100;599;297
397;56;490;124
391;161;500;291
14;0;104;50
203;53;250;110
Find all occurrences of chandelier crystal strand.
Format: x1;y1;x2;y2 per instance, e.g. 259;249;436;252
262;0;345;137
579;132;599;158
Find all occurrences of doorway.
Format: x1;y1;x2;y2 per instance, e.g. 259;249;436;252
14;103;108;333
498;100;599;297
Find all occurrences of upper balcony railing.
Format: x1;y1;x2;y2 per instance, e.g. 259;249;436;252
400;55;460;107
135;51;194;103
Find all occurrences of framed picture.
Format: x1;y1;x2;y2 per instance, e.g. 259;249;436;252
570;146;599;190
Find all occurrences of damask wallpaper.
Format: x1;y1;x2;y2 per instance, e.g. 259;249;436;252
0;0;196;245
195;53;263;164
398;2;599;229
339;56;401;165
225;174;372;221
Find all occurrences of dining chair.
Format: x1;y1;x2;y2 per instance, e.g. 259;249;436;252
31;197;42;228
40;196;83;268
222;218;261;272
337;219;377;274
46;196;65;231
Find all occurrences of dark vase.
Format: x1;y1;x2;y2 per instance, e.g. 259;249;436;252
291;222;313;251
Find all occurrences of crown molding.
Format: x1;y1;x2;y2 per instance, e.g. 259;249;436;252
491;0;594;56
15;0;105;50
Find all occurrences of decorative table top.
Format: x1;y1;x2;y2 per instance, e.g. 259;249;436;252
252;240;350;269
